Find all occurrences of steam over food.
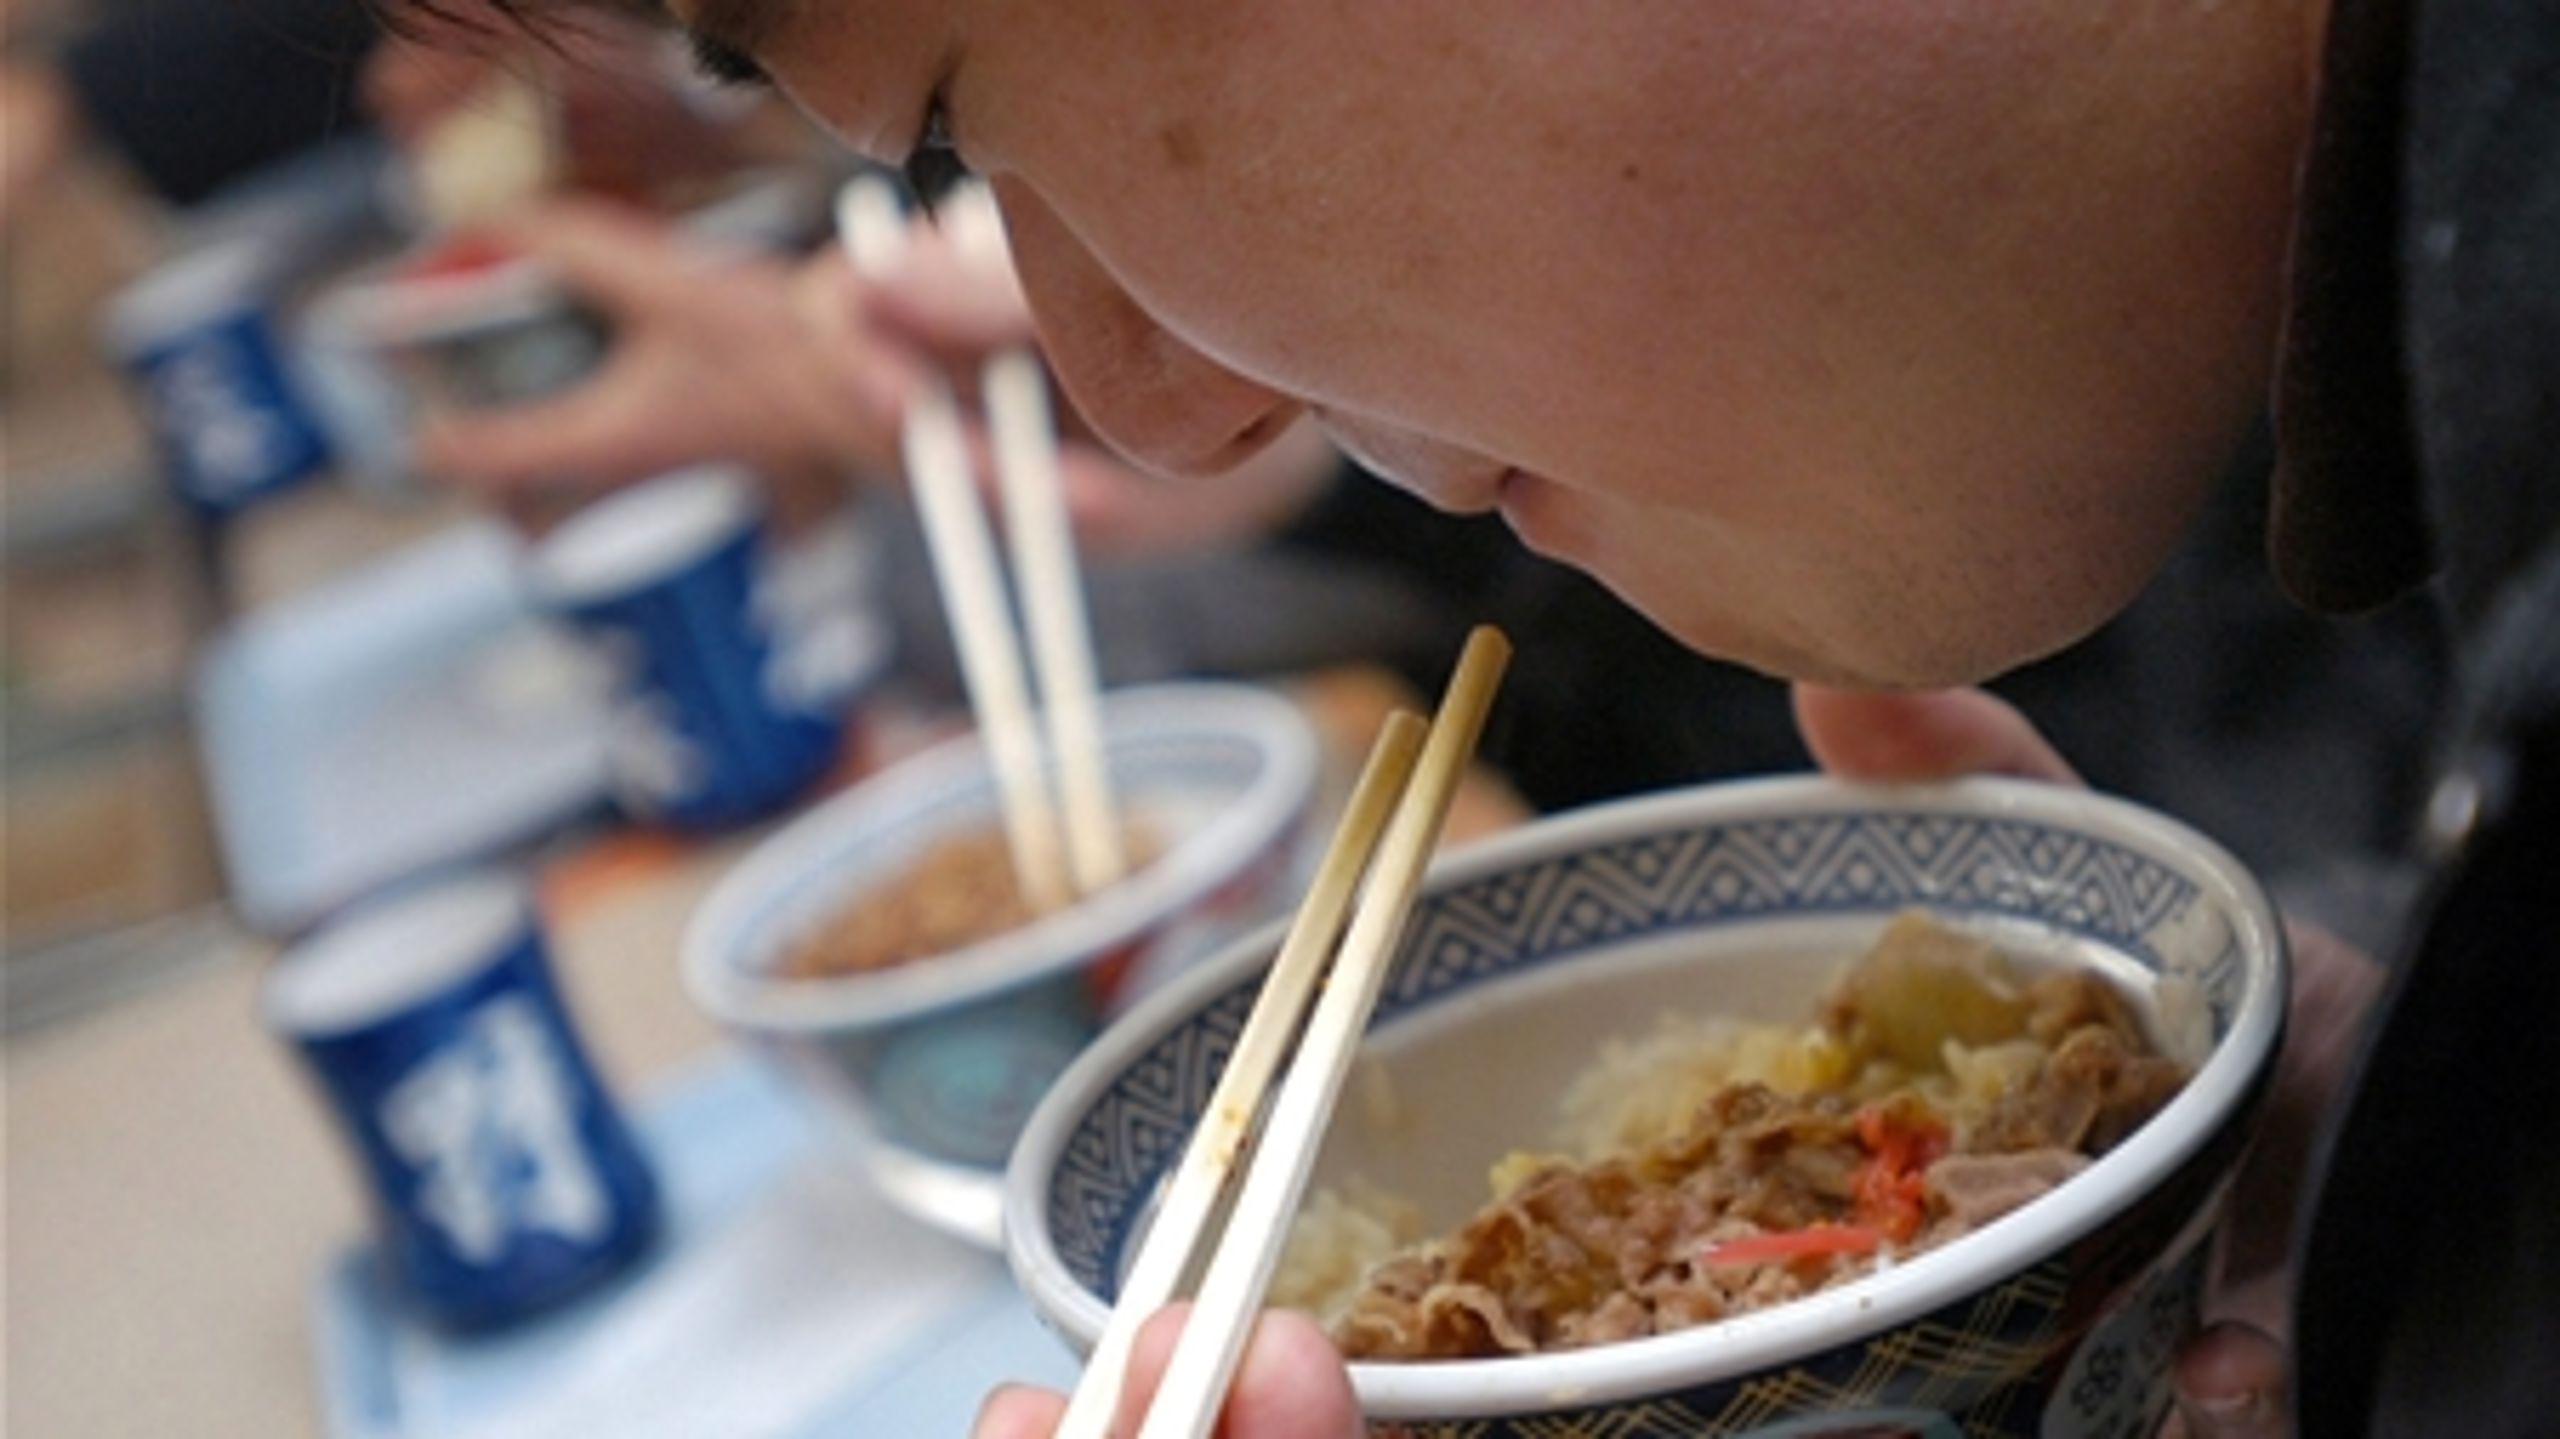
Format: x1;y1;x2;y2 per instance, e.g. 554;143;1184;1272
1271;912;2190;1360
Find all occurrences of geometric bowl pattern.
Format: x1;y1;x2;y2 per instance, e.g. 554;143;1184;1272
1031;793;2271;1436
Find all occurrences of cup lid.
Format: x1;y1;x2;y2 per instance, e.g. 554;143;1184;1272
264;871;533;1038
525;465;761;607
101;236;285;355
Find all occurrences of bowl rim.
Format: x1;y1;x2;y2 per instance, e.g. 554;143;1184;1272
683;681;1319;1033
1002;773;2288;1418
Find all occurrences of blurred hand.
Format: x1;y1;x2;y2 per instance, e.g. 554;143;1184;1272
416;199;1340;552
1792;683;2387;1439
413;199;914;503
974;1306;1359;1439
859;217;1042;367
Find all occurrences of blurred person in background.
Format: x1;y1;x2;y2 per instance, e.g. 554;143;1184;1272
0;0;816;258
0;0;790;224
1;0;378;223
401;196;1342;550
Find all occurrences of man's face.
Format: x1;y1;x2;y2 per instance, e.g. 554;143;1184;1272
685;0;2316;687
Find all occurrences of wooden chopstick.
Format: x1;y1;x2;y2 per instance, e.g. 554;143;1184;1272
895;376;1076;911
1051;709;1429;1439
1076;626;1510;1439
984;348;1127;894
837;177;1075;912
937;182;1125;890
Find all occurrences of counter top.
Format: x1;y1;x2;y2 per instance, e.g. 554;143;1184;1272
5;667;1526;1438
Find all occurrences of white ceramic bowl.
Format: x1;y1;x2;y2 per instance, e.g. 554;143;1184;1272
686;682;1319;1247
1005;776;2286;1437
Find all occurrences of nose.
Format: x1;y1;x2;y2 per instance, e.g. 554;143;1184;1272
991;179;1298;477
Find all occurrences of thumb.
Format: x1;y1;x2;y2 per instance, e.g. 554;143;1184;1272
2172;1321;2290;1439
970;1384;1068;1439
412;378;675;495
1121;1304;1362;1439
1791;683;2081;786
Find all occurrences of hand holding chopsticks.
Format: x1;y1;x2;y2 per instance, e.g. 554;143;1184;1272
1053;625;1512;1439
835;175;1122;912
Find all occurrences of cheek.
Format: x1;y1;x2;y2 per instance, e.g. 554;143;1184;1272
976;10;1550;443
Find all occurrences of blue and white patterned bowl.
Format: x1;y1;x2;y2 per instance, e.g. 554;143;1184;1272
685;682;1318;1249
1004;776;2286;1437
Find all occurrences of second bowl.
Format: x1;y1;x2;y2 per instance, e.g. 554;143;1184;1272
686;681;1319;1246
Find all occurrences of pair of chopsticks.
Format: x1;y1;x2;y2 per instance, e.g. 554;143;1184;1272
1055;625;1512;1439
836;176;1122;912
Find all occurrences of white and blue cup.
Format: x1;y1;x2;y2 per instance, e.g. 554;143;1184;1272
262;872;660;1332
527;466;851;831
102;235;336;516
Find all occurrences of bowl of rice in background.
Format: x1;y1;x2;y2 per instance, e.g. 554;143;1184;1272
1005;775;2286;1436
685;682;1318;1248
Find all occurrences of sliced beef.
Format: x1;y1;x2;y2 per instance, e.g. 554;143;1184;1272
1926;1147;2091;1231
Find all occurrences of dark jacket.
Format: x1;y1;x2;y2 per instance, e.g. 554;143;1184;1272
2276;0;2560;1431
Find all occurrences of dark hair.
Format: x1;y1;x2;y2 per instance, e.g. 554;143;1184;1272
365;0;659;47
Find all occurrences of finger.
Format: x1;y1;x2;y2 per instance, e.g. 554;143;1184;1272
1217;1310;1363;1439
412;379;674;495
1791;683;2081;785
1121;1304;1363;1439
971;1382;1068;1439
2172;1321;2289;1439
790;252;934;443
860;231;1038;357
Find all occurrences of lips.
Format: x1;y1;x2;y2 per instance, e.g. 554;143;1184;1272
1495;468;1608;568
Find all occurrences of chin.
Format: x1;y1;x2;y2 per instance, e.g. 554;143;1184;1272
1497;469;2168;691
1642;583;2119;692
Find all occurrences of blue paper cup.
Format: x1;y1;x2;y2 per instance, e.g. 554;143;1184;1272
102;236;335;516
526;466;849;830
263;872;660;1332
